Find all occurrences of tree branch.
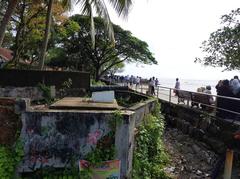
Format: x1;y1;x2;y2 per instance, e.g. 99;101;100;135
99;51;125;66
99;57;128;77
0;12;19;23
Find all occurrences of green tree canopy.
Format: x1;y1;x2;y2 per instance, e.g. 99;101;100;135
47;15;157;81
196;8;240;70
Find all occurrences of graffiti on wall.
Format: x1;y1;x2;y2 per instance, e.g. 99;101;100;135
19;113;111;172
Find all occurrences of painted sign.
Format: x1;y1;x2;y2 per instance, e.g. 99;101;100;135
79;160;120;179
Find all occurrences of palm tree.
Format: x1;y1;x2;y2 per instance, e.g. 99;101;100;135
38;0;133;70
38;0;54;70
0;0;19;47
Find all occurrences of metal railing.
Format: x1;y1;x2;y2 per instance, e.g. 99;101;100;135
129;83;240;120
102;77;240;120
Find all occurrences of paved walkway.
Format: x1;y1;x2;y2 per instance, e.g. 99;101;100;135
120;83;180;104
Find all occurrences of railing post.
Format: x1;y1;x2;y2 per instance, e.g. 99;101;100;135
169;89;172;103
157;86;159;98
223;149;233;179
187;92;190;107
141;84;143;93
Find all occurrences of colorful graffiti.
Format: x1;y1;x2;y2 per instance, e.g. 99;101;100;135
19;113;110;172
87;130;103;145
79;160;121;179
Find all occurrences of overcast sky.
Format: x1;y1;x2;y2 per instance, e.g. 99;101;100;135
74;0;240;80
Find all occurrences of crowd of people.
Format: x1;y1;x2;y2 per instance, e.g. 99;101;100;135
106;74;240;119
106;75;142;87
105;74;160;95
147;77;159;95
215;76;240;119
185;75;240;119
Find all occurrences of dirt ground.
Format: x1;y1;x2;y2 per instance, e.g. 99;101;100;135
163;127;220;179
163;127;240;179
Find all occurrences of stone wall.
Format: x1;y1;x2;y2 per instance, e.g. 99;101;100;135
0;98;27;146
19;111;113;172
160;100;240;154
0;69;90;90
0;87;44;101
115;98;157;178
17;98;158;178
0;87;157;178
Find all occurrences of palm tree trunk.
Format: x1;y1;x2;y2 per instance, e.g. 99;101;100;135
13;0;26;66
38;0;54;70
0;0;19;47
95;65;100;81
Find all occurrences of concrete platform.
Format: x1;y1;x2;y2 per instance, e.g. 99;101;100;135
50;97;119;110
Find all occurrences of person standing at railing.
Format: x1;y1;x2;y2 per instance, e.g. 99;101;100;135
231;76;240;95
216;80;223;93
125;75;130;86
155;78;159;87
136;76;140;89
203;85;214;105
216;80;235;119
147;77;155;95
174;78;180;96
151;77;156;95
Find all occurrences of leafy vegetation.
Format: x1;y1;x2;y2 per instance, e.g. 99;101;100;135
116;96;141;108
90;79;106;86
85;111;123;166
58;78;73;97
0;138;24;179
37;83;52;104
79;111;122;177
133;102;170;179
47;15;156;81
0;0;133;70
21;159;81;179
0;0;155;82
196;8;240;70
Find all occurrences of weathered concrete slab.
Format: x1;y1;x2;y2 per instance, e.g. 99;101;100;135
50;97;119;110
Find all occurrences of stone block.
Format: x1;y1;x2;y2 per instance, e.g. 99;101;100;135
199;118;210;131
169;117;177;127
176;118;183;129
188;126;194;137
192;128;205;141
0;106;20;146
15;98;29;113
182;121;190;134
0;87;43;101
207;124;220;136
0;98;15;106
220;131;234;145
203;136;226;154
188;116;200;127
92;90;115;103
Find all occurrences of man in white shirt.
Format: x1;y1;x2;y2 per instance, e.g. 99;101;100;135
231;76;240;95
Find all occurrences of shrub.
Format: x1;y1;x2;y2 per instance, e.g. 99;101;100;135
133;103;170;179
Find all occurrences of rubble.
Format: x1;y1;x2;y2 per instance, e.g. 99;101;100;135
163;128;219;179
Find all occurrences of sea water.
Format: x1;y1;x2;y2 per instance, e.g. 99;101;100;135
158;78;219;95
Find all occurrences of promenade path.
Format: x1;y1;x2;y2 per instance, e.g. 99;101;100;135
117;83;180;104
136;85;179;104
